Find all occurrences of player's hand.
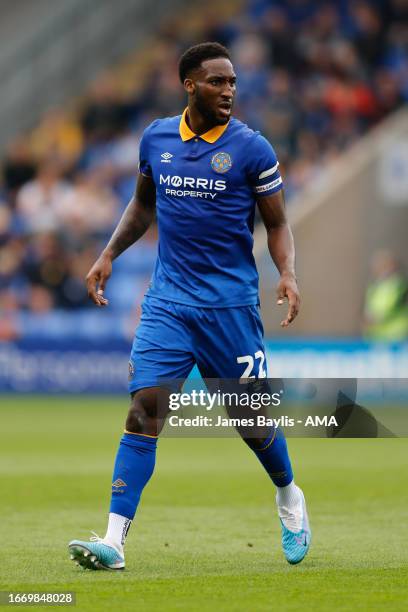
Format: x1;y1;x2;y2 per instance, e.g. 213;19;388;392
276;273;300;327
86;253;112;307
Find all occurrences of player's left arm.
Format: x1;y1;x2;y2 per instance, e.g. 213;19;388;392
257;190;300;327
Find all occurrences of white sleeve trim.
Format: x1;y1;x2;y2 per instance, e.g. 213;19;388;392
254;177;282;193
258;162;279;180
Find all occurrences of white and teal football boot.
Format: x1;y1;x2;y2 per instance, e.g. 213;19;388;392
68;532;125;570
278;488;311;565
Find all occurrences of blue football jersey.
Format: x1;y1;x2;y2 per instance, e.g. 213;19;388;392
139;109;283;307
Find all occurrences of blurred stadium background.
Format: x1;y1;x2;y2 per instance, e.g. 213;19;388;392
0;0;407;390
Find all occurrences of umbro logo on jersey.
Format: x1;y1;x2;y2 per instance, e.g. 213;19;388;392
161;152;173;163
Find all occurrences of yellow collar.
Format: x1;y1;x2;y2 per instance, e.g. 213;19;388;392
179;108;229;143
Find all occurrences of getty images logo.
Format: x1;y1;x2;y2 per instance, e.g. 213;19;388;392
161;152;173;163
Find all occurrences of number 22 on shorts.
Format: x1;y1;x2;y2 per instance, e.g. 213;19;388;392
236;350;266;378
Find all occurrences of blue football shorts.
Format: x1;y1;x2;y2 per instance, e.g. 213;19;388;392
128;296;267;393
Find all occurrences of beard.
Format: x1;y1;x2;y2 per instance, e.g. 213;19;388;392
194;88;229;125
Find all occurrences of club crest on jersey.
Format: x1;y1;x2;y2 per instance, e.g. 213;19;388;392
211;152;232;174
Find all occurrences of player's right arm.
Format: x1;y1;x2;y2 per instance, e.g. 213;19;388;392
86;173;156;306
246;132;300;326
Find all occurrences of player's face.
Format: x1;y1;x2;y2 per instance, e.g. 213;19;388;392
189;58;236;125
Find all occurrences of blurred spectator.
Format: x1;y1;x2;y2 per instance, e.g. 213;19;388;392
383;24;408;102
28;285;55;314
30;109;83;172
261;69;297;156
59;246;96;309
350;2;385;69
233;34;269;113
16;158;72;234
374;68;404;119
2;137;36;201
363;250;408;341
80;74;129;143
261;7;298;71
0;200;13;241
0;237;25;291
0;289;19;340
22;233;69;303
57;171;118;236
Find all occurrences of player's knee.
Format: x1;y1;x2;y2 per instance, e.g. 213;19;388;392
242;436;269;451
242;428;279;450
126;389;158;433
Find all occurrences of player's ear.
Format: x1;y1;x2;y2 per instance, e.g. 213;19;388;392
184;78;195;95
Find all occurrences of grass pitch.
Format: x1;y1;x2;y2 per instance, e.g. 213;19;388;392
0;396;407;611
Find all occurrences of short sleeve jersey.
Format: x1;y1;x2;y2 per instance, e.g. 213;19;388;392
139;109;283;307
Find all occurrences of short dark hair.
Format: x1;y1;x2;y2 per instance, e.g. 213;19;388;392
178;42;231;83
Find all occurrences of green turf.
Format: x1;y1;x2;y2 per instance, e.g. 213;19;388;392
0;396;407;611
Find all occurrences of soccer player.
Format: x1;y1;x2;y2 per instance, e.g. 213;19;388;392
69;42;311;570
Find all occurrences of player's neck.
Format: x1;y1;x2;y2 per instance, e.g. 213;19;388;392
186;105;218;136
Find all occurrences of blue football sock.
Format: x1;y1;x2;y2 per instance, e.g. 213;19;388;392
246;427;293;487
110;432;157;520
